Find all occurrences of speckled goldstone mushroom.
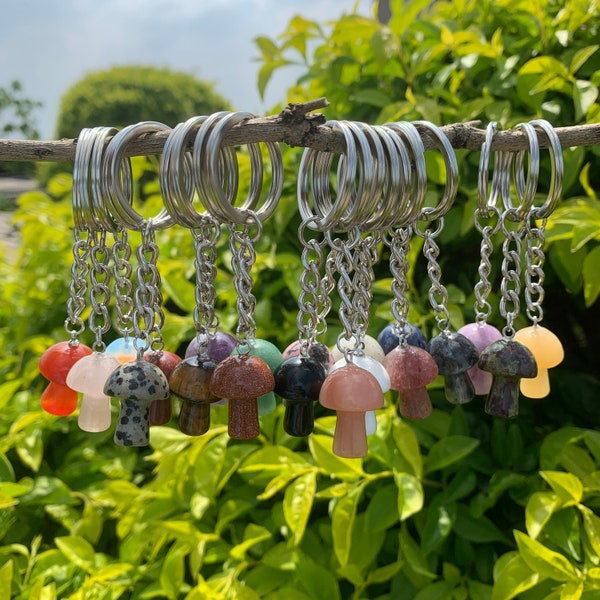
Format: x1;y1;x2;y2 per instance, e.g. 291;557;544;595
103;360;170;446
428;332;479;404
209;354;275;440
168;355;218;436
478;338;537;418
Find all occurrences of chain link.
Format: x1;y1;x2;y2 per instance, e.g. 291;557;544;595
416;219;451;334
192;216;221;354
524;216;546;324
350;233;378;341
64;227;90;341
473;206;501;323
112;229;134;337
229;215;262;350
499;210;524;338
88;229;112;351
387;225;412;340
133;227;164;354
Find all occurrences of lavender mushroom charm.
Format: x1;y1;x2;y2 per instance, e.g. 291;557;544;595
103;360;170;446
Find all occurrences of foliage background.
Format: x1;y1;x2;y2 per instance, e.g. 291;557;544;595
1;0;600;598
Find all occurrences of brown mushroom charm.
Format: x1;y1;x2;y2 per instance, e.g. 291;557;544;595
103;360;170;446
144;350;182;425
209;354;275;439
168;355;219;436
319;364;384;458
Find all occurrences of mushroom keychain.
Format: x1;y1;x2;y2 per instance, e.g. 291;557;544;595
514;120;564;399
479;124;541;418
458;123;505;395
274;217;331;437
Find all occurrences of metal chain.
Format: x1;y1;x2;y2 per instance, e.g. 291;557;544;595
192;216;221;354
416;219;451;335
297;220;331;351
112;229;134;338
524;215;547;325
88;229;112;352
350;233;378;341
387;225;412;340
499;210;524;338
133;226;164;355
473;206;501;323
64;227;90;341
229;215;262;351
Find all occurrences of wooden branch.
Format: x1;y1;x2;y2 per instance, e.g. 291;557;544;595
0;97;599;162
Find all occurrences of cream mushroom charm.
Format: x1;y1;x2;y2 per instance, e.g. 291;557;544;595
514;325;564;398
66;352;121;432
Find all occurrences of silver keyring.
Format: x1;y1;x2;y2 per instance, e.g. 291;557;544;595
527;119;563;219
73;128;96;230
383;121;427;226
413;120;458;221
102;121;174;231
194;111;283;225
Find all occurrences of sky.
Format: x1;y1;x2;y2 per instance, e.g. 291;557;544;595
1;0;371;139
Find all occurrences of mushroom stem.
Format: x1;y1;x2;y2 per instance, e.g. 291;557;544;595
283;400;315;437
445;373;476;405
333;411;368;458
485;376;519;419
115;399;151;446
78;394;112;432
149;399;172;426
398;388;433;420
228;398;260;439
41;382;78;416
520;371;550;399
178;399;210;436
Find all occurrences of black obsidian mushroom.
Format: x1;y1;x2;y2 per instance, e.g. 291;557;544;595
274;355;328;436
478;338;537;418
428;332;479;404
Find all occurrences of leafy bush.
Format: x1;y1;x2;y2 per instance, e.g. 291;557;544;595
1;0;600;599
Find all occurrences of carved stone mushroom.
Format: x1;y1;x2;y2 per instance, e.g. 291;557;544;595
478;338;537;418
458;322;503;395
209;354;275;440
103;360;170;446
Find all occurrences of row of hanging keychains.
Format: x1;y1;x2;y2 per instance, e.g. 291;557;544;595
38;113;564;457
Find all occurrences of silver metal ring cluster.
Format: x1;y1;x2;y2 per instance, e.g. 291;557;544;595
297;120;459;232
478;119;563;220
73;113;284;231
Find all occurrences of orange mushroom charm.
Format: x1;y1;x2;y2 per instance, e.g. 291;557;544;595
514;325;564;398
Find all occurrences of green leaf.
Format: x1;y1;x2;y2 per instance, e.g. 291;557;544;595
331;483;364;568
492;553;540;600
582;245;600;306
283;471;317;546
394;471;424;520
297;556;341;600
526;492;561;539
573;79;599;121
514;530;580;582
421;495;455;553
579;505;600;556
365;484;399;532
308;435;365;479
548;240;585;294
399;525;436;580
229;524;272;561
392;418;423;477
569;45;599;75
540;471;583;506
413;581;456;600
365;560;403;585
0;560;12;600
160;543;186;600
423;435;480;474
351;88;392;108
454;504;508;543
54;535;95;571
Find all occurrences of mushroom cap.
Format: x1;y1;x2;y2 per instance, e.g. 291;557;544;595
382;345;438;390
103;360;170;401
66;352;120;392
39;341;92;384
514;325;564;367
185;331;237;363
319;364;384;411
458;322;503;352
232;338;284;373
274;355;327;401
377;322;428;354
331;355;391;392
331;334;385;363
428;332;479;375
144;350;182;379
478;338;537;378
168;356;217;401
282;341;335;370
209;354;275;399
